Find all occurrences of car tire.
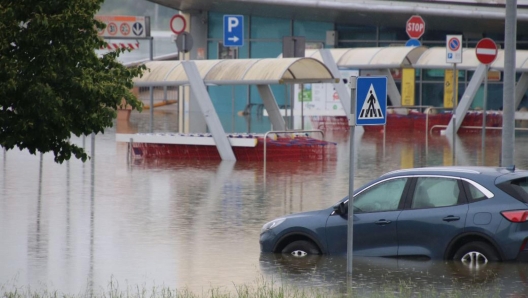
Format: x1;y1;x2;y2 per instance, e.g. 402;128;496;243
281;240;320;257
453;241;500;266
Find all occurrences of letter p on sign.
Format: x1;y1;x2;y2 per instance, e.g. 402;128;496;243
228;17;239;32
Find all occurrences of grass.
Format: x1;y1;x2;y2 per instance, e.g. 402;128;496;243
0;274;513;298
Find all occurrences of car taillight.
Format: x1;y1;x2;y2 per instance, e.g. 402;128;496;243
501;210;528;222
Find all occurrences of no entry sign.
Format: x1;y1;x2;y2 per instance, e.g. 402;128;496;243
475;38;498;65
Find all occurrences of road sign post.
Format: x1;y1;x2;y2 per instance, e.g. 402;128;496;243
223;15;244;47
476;38;498;65
95;15;150;38
406;15;425;39
95;15;153;60
475;38;498;142
355;77;388;126
170;14;186;34
405;39;421;47
446;34;463;164
446;35;463;64
347;76;357;276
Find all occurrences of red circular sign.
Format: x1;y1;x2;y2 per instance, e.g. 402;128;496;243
170;15;186;34
406;15;425;39
475;38;498;65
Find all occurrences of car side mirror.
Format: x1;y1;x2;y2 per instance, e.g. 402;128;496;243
333;202;348;215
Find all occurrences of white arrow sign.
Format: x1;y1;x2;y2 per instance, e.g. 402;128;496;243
228;36;239;42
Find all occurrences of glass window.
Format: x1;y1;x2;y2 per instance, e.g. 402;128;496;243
497;177;528;203
466;183;487;201
353;178;408;213
250;16;290;39
218;43;238;59
412;177;461;209
335;24;376;40
207;12;225;39
293;20;333;41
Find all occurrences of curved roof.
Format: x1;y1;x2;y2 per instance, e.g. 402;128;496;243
414;47;528;71
133;57;338;86
304;46;428;69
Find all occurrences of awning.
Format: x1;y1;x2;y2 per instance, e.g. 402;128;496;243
304;46;428;69
414;47;528;71
133;57;339;87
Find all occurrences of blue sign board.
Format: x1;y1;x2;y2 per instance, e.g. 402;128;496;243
355;77;387;126
223;15;244;47
405;39;421;47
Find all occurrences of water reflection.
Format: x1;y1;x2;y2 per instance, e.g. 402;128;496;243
259;253;528;296
3;108;528;296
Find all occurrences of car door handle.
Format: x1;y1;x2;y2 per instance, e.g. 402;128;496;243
375;219;392;225
443;216;460;222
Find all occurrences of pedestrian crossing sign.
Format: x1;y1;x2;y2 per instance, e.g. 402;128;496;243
355;76;387;126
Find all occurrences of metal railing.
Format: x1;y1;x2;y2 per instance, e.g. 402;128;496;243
263;129;325;186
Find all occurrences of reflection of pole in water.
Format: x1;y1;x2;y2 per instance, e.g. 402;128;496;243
2;147;5;198
87;133;95;297
28;153;47;286
66;159;72;260
37;153;43;256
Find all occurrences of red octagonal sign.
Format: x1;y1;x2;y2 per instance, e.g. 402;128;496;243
406;15;425;39
475;38;498;65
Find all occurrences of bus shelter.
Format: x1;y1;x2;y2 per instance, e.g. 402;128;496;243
119;57;338;161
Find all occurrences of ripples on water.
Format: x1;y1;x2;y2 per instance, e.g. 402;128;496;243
1;107;528;296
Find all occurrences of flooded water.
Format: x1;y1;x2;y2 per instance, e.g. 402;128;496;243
2;106;528;297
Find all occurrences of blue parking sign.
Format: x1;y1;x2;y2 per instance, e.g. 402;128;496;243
355;77;387;126
223;15;244;47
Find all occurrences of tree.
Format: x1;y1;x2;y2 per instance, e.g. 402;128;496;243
0;0;146;163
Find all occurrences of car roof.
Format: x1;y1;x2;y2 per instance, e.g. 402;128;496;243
382;166;528;183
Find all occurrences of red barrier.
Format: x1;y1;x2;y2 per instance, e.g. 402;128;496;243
130;136;337;161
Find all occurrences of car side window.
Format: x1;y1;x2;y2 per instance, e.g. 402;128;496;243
466;183;487;201
412;177;461;209
353;178;407;213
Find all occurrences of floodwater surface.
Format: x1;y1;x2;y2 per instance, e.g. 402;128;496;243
1;106;528;296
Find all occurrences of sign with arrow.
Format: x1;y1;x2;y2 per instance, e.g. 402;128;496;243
95;15;150;38
223;15;244;47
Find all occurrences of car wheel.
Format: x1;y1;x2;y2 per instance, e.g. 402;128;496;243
281;240;320;258
453;241;499;267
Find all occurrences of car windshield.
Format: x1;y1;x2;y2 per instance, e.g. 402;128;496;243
497;177;528;203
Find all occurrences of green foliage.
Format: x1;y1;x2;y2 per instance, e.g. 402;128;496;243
0;0;146;163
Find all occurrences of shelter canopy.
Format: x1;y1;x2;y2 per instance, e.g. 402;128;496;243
414;47;528;71
303;46;428;69
133;57;338;87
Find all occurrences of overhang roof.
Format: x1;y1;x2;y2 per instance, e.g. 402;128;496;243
414;47;528;71
147;0;528;36
135;47;528;87
134;57;338;86
304;46;428;69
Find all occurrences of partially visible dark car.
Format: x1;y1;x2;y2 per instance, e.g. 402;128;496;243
260;166;528;265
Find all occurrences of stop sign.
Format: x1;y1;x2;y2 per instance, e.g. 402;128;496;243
475;38;498;65
406;15;425;39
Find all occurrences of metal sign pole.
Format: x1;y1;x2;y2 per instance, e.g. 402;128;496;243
452;63;457;165
149;37;153;61
301;84;304;130
482;64;489;164
347;76;357;275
